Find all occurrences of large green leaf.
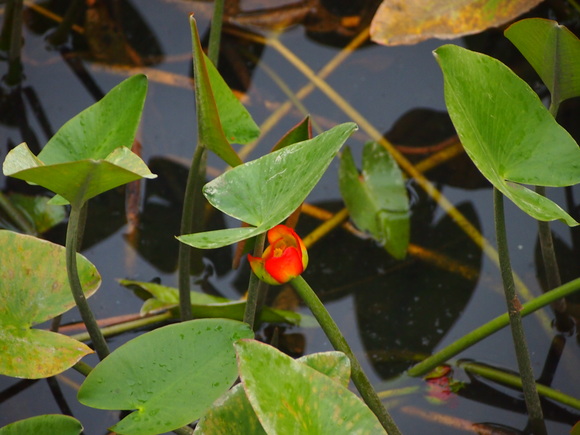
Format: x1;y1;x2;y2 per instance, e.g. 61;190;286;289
339;143;409;259
194;351;351;435
190;16;243;167
119;279;314;326
78;319;253;435
39;74;147;164
3;145;156;208
0;230;100;378
505;18;580;108
3;75;155;208
178;122;357;249
0;415;83;435
235;340;386;434
434;44;580;225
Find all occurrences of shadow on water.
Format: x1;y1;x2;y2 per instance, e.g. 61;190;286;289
1;1;580;433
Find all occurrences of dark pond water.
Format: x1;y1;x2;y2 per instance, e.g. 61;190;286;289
1;1;580;433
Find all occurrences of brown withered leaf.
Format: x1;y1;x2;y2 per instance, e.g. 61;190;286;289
370;0;542;46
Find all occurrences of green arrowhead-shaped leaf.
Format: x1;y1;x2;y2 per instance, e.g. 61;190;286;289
38;74;147;164
271;116;311;152
0;415;83;435
505;18;580;107
0;230;100;378
194;351;351;435
178;122;357;249
235;340;386;434
3;144;156;208
78;319;253;435
119;279;314;326
434;44;580;225
339;143;410;259
205;52;260;144
190;16;243;167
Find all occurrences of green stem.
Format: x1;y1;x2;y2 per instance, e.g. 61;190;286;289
207;0;225;66
72;361;93;377
70;311;173;342
66;205;110;360
243;232;267;329
407;276;580;377
494;188;546;434
460;361;580;411
178;2;225;320
290;275;401;435
535;188;573;331
178;143;207;321
535;99;574;331
3;0;23;84
47;0;83;46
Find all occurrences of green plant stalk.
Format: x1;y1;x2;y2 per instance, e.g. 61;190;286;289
534;99;573;331
494;188;546;434
243;232;267;329
69;311;173;342
72;361;93;377
177;2;224;321
47;0;83;46
178;143;207;321
207;0;225;65
5;0;23;84
407;276;580;377
66;205;110;360
290;275;402;435
535;188;572;331
535;191;562;293
460;361;580;410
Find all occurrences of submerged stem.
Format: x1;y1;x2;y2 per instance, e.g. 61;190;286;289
494;188;546;435
290;275;401;434
66;205;109;360
460;360;580;410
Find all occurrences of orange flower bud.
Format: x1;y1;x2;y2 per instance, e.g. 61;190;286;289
248;225;308;285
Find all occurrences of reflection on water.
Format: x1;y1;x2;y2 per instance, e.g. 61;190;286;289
1;1;580;433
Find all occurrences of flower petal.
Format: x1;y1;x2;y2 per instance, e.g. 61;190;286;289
265;246;303;284
267;225;298;247
248;255;281;286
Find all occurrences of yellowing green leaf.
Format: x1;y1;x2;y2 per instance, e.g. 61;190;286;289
371;0;543;46
0;231;100;378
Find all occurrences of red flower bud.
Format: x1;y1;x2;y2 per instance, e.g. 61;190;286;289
248;225;308;285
